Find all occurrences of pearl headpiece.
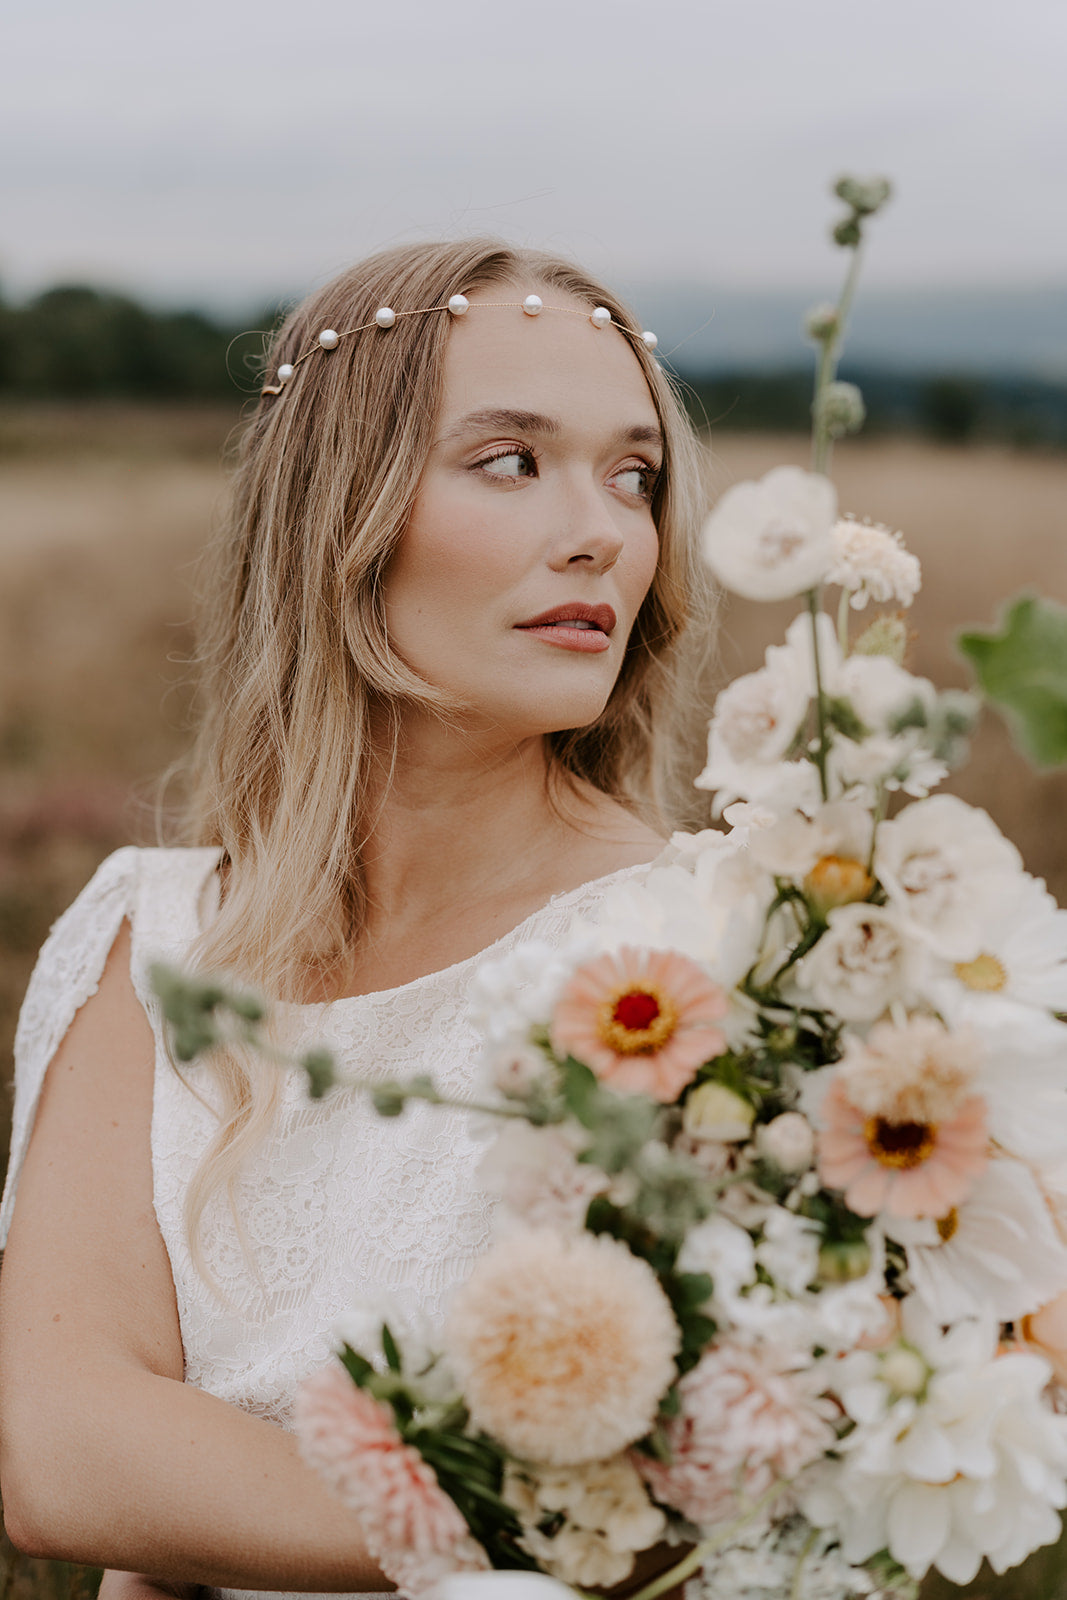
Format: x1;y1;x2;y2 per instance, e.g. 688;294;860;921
260;295;659;396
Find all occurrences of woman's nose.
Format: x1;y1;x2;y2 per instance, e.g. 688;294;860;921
546;479;626;574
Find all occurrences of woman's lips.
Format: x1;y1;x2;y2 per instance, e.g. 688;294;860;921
514;602;617;653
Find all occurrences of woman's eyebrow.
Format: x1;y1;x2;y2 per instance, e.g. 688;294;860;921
439;408;664;453
440;407;560;443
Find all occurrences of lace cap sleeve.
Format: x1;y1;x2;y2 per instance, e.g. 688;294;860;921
0;846;141;1246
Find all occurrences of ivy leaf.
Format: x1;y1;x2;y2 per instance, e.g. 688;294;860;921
959;594;1067;768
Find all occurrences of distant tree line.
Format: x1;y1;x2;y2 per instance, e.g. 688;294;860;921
2;284;1066;448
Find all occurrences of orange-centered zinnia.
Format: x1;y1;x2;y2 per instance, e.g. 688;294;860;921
804;854;875;916
551;946;729;1101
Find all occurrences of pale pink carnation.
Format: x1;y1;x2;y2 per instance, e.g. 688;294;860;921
637;1341;837;1526
295;1361;489;1594
444;1229;680;1466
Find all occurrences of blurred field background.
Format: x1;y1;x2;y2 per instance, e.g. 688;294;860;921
2;387;1067;1600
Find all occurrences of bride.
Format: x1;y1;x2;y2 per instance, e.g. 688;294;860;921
0;240;710;1597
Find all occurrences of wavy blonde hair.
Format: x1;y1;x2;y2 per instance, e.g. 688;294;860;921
176;239;714;1265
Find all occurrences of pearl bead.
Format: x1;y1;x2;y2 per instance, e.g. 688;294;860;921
641;330;659;351
590;306;612;329
277;363;294;382
447;294;469;316
522;294;543;316
375;306;396;328
318;329;339;350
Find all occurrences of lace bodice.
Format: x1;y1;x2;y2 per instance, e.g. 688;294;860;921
1;845;666;1600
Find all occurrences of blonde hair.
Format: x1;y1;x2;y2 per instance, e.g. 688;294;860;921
176;238;714;1264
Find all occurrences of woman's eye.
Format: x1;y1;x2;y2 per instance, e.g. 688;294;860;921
478;449;537;479
612;464;658;498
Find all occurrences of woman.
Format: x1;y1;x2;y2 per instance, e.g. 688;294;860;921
0;240;711;1597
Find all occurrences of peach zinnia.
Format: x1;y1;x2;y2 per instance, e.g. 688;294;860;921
550;946;728;1101
816;1017;989;1219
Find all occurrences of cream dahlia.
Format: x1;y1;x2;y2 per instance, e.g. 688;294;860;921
295;1361;489;1594
550;945;728;1101
443;1228;679;1466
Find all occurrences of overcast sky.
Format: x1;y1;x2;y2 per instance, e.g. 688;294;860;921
5;0;1066;311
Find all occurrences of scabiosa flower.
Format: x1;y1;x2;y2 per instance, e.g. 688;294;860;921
816;1018;989;1219
550;945;728;1101
443;1229;680;1467
637;1340;837;1526
295;1361;489;1594
828;516;921;609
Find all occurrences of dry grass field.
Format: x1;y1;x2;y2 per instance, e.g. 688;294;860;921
1;403;1066;1597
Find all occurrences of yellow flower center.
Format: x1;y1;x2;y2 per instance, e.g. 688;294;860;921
936;1208;959;1243
953;952;1007;992
864;1115;936;1170
597;984;679;1056
804;855;875;913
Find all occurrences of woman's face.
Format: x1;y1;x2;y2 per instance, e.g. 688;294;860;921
382;285;663;738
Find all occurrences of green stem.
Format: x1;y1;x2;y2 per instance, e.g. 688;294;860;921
790;1525;821;1600
811;241;866;477
866;784;888;874
836;585;851;655
807;588;831;802
626;1478;789;1600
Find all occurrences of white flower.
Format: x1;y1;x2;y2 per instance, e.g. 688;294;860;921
828;516;922;610
965;998;1067;1165
696;665;811;810
677;1214;757;1309
874;794;1025;960
886;1157;1067;1323
332;1296;454;1401
807;1300;1067;1585
477;1122;610;1234
756;1112;815;1173
794;903;919;1023
920;872;1067;1019
701;465;838;601
504;1455;665;1591
756;1208;822;1297
742;798;873;882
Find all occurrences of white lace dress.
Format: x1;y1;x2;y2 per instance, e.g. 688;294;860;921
0;845;664;1600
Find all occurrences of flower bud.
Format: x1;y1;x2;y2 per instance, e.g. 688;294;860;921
833;216;862;249
756;1112;814;1173
818;1237;871;1283
814;380;866;439
834;175;893;216
880;1343;928;1398
683;1081;756;1143
852;615;909;664
804;303;840;343
804;854;875;916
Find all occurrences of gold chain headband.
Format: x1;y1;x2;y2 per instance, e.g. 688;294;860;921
261;293;659;395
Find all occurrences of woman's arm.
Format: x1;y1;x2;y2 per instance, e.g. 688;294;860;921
0;921;391;1592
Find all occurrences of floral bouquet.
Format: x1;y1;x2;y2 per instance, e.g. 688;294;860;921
156;177;1067;1600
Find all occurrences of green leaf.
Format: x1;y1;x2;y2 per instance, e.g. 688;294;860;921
959;593;1067;768
338;1344;375;1387
559;1056;600;1127
380;1322;402;1373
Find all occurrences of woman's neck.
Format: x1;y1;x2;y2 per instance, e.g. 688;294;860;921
326;716;663;997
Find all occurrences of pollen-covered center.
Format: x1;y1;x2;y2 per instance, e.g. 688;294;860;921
953;952;1007;992
864;1115;936;1170
936;1207;959;1243
598;985;679;1055
757;519;808;565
